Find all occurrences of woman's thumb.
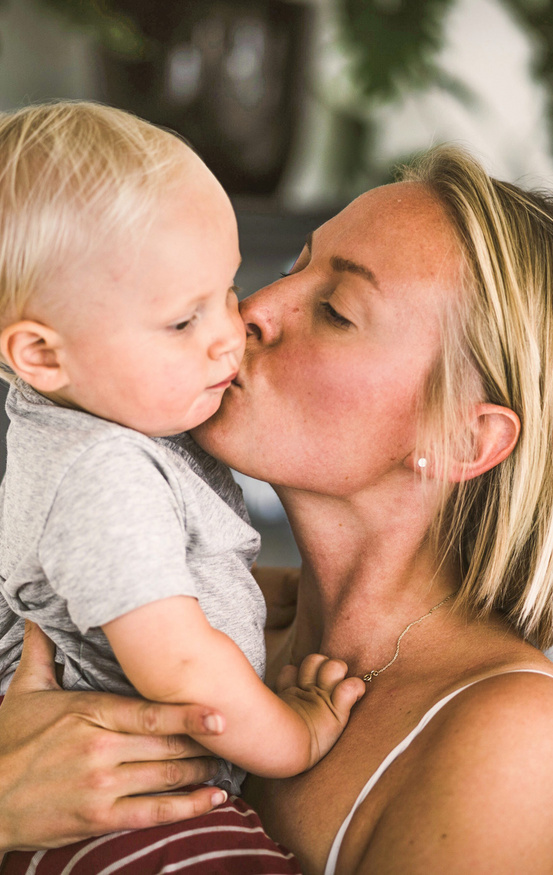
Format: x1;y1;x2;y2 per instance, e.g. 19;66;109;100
8;621;59;693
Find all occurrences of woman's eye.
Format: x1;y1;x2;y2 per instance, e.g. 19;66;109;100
280;250;307;279
321;301;352;328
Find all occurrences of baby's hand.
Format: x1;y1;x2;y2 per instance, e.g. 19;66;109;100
276;654;365;769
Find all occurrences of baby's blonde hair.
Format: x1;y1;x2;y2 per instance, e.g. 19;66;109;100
403;146;553;648
0;100;190;358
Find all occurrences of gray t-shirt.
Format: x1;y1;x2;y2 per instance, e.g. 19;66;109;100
0;380;265;792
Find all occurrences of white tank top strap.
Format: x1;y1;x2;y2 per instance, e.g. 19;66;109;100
324;668;553;875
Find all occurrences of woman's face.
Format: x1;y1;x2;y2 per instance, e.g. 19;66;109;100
193;181;462;496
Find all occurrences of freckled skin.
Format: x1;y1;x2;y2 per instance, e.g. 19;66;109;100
195;182;461;498
195;182;553;874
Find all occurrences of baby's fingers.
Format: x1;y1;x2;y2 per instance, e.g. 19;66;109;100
297;654;347;689
275;663;299;693
331;675;366;720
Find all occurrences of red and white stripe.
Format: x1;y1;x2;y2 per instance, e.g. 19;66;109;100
1;797;302;874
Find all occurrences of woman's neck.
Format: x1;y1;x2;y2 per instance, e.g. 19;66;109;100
276;484;459;676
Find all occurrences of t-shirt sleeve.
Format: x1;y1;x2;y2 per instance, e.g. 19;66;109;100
39;436;197;633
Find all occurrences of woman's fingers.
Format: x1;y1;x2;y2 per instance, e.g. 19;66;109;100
117;756;219;796
115;730;214;763
76;693;225;741
9;628;227;744
110;785;228;833
0;674;228;849
73;721;215;768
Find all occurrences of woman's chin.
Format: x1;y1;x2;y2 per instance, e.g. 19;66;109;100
190;410;230;455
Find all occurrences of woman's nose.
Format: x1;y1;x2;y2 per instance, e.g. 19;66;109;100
239;283;282;344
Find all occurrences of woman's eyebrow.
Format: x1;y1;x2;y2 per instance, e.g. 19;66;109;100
330;256;380;290
306;231;380;290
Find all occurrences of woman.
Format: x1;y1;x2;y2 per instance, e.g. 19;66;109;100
3;144;553;872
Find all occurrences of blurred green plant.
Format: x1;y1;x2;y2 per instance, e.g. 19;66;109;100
8;0;551;74
6;0;553;104
338;0;553;102
8;0;149;58
2;0;552;192
329;0;553;189
338;0;463;100
505;0;553;114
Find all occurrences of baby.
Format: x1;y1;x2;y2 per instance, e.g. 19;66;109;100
0;101;363;797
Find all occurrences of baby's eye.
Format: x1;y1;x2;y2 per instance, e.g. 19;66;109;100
321;301;352;328
171;314;196;332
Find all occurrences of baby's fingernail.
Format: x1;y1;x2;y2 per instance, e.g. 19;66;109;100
211;789;228;806
203;713;224;733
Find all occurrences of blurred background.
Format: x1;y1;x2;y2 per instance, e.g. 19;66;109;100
0;0;552;564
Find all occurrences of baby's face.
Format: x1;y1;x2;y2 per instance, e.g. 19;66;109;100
40;165;245;436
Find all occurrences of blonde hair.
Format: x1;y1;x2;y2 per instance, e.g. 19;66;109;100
0;100;190;356
402;146;553;648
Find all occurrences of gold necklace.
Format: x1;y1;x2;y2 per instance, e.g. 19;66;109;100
363;593;453;684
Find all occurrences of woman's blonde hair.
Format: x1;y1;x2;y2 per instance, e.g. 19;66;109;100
403;145;553;648
0;100;189;352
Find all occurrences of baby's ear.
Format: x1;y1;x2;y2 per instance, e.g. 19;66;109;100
0;320;69;393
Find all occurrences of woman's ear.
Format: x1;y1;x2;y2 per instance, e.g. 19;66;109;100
0;320;70;393
404;403;520;483
448;403;520;483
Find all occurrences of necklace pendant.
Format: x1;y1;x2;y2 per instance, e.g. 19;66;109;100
363;670;379;684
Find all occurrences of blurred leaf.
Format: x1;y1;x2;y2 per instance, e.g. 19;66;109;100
337;0;459;101
499;1;553;155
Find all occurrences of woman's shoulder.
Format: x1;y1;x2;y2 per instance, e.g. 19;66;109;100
418;665;553;779
438;664;553;735
356;667;553;872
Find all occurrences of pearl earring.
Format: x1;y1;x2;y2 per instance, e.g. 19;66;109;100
417;457;427;469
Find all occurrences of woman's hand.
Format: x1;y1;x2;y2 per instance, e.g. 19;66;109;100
0;622;227;854
251;565;299;632
252;565;300;689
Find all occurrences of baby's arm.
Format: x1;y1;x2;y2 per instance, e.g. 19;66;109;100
103;596;364;777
